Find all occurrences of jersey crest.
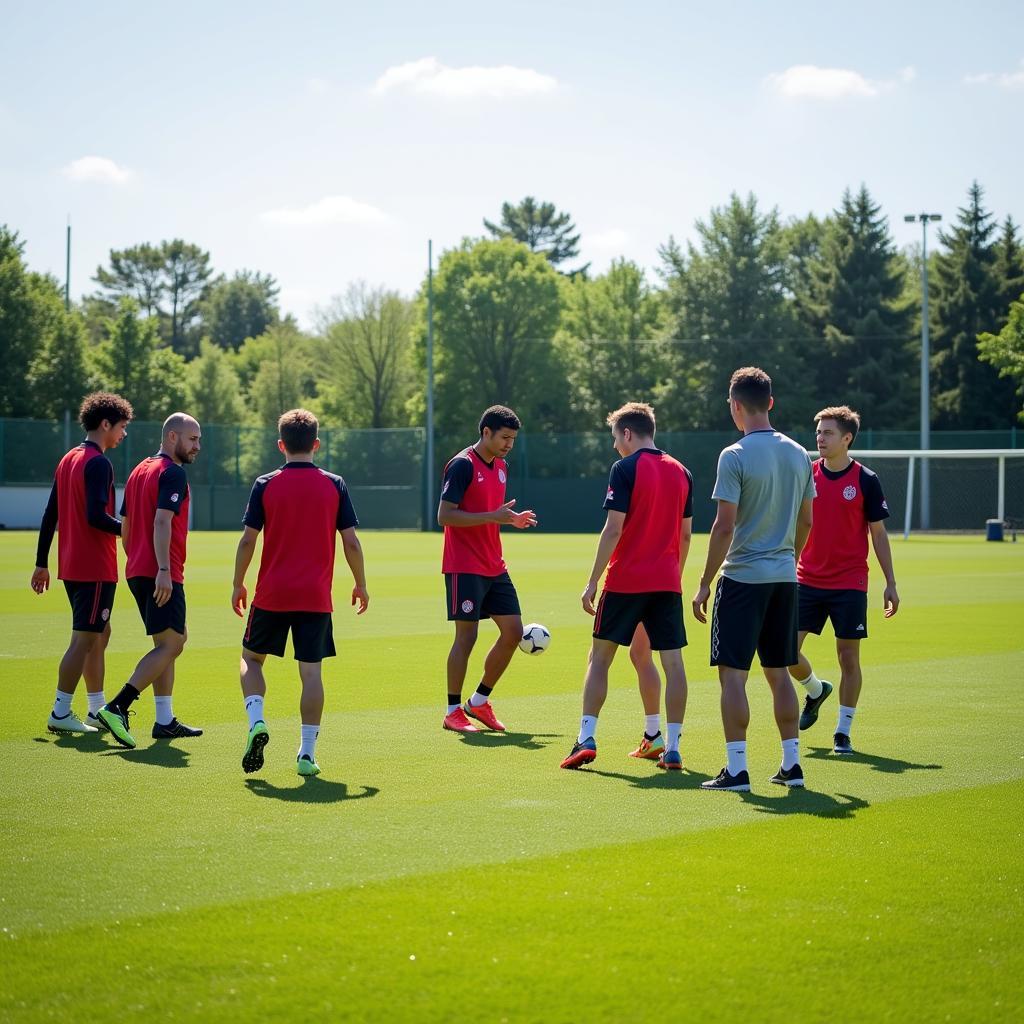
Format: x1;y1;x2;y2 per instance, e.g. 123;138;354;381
842;485;857;500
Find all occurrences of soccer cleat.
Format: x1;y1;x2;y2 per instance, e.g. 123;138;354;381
799;679;834;731
701;767;751;792
463;700;505;732
86;712;109;732
47;710;98;735
833;732;854;755
769;763;805;787
442;707;480;733
629;733;665;760
297;754;321;777
560;738;597;770
96;705;136;748
657;749;683;771
242;721;270;773
152;718;204;739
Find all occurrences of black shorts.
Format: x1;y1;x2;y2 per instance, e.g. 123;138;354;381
64;581;116;633
594;591;686;651
710;577;798;670
445;572;521;622
127;576;187;636
242;606;336;662
798;585;869;640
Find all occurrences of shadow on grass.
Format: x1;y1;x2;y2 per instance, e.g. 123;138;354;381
244;778;380;804
740;789;869;820
458;731;561;751
102;743;192;768
34;732;112;752
585;766;716;790
806;747;943;774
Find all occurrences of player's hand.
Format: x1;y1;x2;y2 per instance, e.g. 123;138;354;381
692;583;711;624
154;569;173;608
883;584;900;618
511;507;538;529
352;586;369;615
494;499;520;524
581;580;598;616
231;584;247;617
31;567;50;594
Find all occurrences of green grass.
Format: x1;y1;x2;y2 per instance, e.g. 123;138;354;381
1;531;1022;1022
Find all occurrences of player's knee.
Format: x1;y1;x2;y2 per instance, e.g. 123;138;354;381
837;646;859;671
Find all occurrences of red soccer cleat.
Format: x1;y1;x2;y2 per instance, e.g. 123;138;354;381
560;738;597;770
463;700;506;732
443;707;480;733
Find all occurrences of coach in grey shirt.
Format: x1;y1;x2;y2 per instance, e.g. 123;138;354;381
692;366;815;792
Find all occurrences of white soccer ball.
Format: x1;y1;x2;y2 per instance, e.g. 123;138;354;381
519;622;551;655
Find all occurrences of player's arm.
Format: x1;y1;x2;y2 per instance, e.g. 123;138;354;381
869;520;900;617
692;500;737;623
794;497;814;561
341;526;369;614
83;456;121;535
581;510;626;615
231;526;260;617
121;514;130;556
679;516;693;577
31;481;58;594
152;509;174;608
437;499;537;529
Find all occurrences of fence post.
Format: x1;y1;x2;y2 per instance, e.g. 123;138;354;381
0;419;5;485
904;457;915;540
207;425;216;530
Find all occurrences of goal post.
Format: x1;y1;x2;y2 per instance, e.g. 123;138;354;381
803;449;1024;539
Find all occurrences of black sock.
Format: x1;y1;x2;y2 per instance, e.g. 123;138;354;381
474;683;493;698
110;683;140;712
447;693;462;709
644;731;661;741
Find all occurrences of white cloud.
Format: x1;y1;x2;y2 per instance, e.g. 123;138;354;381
260;195;391;228
62;155;132;184
588;228;629;252
372;56;558;99
764;64;913;100
964;59;1024;89
305;76;331;95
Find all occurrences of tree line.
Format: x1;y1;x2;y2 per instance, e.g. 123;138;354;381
2;181;1022;436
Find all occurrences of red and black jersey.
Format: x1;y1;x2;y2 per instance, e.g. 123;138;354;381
798;459;889;592
36;441;120;582
440;446;508;576
120;453;191;583
603;448;693;594
243;462;358;613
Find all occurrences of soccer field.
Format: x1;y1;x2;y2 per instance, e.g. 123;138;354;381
1;530;1022;1023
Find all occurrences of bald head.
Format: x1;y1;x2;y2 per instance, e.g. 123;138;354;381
161;412;202;465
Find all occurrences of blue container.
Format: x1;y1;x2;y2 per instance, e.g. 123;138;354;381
986;518;1004;541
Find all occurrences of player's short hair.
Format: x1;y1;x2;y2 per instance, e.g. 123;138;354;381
606;402;656;437
729;366;772;413
815;405;861;443
278;408;319;454
479;405;521;435
79;392;133;431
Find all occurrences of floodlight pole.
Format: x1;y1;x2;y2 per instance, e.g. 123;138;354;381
64;218;71;310
904;212;941;530
425;239;435;532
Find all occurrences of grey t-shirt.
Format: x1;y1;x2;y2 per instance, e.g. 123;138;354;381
712;430;816;584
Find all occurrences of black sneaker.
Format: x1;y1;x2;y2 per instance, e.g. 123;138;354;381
151;718;204;739
701;767;751;792
769;763;805;787
799;680;833;730
833;732;854;755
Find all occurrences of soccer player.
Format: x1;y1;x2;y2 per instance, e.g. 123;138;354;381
97;413;203;748
232;409;368;777
789;406;900;755
692;368;815;791
562;402;693;771
31;392;133;734
438;405;537;734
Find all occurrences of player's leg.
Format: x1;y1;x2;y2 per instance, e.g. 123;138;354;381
627;625;665;758
82;622;111;729
444;573;484;732
150;634;203;739
791;586;834;729
760;583;804;787
49;630;100;734
241;647;271;773
828;589;868;754
561;637;619;769
463;612;520;732
292;613;334;775
644;592;688;770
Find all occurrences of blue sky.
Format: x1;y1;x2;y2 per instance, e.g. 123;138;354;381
3;0;1022;325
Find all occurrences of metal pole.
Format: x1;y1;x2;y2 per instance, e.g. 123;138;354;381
998;455;1006;523
920;218;931;530
64;220;71;310
425;239;435;532
904;456;916;541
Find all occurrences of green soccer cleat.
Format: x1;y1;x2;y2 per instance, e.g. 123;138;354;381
297;754;321;777
97;705;136;749
799;680;834;731
242;721;270;774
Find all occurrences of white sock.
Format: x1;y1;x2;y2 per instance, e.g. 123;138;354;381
154;695;174;726
666;722;682;753
796;670;823;699
469;688;490;708
578;715;598;744
52;689;73;717
244;695;265;729
299;724;319;760
726;740;747;777
644;713;661;737
837;705;856;736
782;737;800;770
86;691;106;715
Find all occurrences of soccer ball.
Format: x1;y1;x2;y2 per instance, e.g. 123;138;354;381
519;622;551;655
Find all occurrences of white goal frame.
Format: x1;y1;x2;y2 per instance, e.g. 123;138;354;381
804;449;1024;539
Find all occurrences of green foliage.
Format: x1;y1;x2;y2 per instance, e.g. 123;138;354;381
28;311;91;418
201;271;280;351
240;323;314;426
484;196;587;273
978;294;1024;422
186;339;245;425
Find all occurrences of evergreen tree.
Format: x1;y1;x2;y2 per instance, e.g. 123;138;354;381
484;197;587;274
200;271;279;351
185;338;245;425
930;182;1016;427
993;216;1024;319
28;312;91;419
